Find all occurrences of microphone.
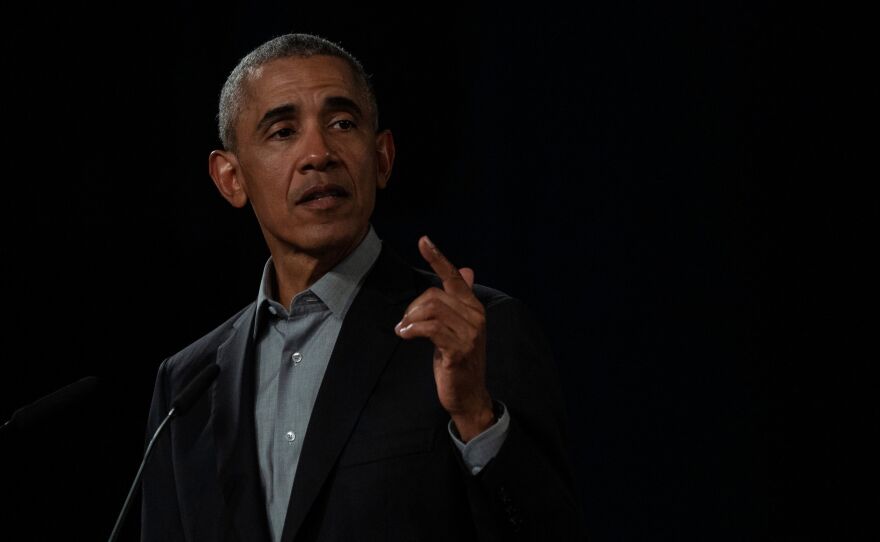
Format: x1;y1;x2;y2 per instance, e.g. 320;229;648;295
169;363;222;416
107;363;220;542
1;376;99;434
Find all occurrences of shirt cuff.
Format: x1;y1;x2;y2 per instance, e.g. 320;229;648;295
447;401;510;475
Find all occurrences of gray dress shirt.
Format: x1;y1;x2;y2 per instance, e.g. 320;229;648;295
253;226;509;542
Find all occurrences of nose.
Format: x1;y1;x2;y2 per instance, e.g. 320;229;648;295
298;126;336;172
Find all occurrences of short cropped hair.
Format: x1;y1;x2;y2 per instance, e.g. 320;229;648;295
217;33;378;151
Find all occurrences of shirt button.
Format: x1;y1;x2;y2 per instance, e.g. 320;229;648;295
268;306;277;315
291;352;303;364
285;431;296;442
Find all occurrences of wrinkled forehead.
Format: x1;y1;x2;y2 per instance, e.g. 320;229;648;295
242;55;369;111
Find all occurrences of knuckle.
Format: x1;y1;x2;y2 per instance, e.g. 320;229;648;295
466;332;478;351
426;286;444;297
424;298;441;313
473;314;486;329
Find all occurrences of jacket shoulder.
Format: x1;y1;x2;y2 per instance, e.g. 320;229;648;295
160;303;254;383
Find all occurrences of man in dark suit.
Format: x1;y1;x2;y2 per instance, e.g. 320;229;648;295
141;33;584;541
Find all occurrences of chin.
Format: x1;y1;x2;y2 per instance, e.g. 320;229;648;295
294;220;368;256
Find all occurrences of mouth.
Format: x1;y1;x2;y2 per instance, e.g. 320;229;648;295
296;183;350;205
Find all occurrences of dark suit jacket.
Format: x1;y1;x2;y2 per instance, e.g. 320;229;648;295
141;245;585;541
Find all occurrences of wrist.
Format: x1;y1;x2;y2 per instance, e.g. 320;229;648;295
451;400;496;443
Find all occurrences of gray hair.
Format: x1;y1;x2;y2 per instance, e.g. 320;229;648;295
217;33;378;151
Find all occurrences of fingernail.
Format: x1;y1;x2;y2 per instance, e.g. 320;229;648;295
424;236;435;249
394;321;403;332
399;323;413;334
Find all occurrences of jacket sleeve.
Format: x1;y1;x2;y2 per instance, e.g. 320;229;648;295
141;358;187;542
464;296;587;541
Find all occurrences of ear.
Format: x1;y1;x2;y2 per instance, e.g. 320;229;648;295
374;130;395;190
209;150;249;208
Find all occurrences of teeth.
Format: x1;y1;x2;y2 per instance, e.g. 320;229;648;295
305;190;342;202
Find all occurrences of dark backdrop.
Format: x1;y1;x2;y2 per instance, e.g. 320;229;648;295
1;2;855;541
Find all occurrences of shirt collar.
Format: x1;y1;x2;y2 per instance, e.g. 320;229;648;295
254;226;382;337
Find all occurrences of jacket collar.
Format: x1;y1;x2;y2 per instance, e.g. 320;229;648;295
210;244;418;542
280;244;417;541
211;303;272;541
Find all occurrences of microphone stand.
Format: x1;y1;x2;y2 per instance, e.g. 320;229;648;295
107;406;176;542
107;362;219;542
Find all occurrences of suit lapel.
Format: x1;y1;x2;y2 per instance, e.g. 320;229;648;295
212;304;272;542
280;246;417;542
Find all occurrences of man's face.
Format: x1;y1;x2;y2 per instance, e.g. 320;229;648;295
214;55;394;257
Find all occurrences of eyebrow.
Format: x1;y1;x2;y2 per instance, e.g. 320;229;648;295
254;96;365;134
323;96;364;119
256;104;297;133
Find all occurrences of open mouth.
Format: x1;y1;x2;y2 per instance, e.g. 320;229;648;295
297;184;350;204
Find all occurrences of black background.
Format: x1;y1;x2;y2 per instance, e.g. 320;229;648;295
1;1;862;541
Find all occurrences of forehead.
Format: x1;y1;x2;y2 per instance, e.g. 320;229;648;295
242;55;365;112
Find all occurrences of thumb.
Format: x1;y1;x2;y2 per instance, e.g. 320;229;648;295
459;267;475;289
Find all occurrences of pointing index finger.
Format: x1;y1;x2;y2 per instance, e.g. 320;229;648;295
418;235;473;297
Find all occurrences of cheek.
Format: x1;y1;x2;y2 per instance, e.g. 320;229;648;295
260;151;294;180
353;150;380;189
242;182;290;226
353;170;379;208
248;160;294;198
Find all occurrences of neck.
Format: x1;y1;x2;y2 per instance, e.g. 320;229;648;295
269;230;368;307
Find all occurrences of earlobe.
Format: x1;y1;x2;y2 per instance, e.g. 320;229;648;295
375;130;395;189
209;150;248;208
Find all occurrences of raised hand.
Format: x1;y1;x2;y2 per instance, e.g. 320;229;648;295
394;236;495;442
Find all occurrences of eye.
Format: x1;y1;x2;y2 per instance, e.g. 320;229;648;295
271;127;295;139
332;119;357;130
